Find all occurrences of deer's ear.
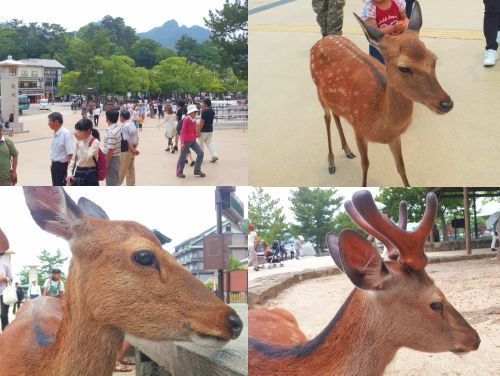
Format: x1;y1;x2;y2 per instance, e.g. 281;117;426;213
326;232;344;272
338;230;389;291
77;197;109;220
354;13;385;48
408;1;422;33
23;187;83;240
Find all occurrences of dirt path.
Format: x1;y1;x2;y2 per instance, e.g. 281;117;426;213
256;259;500;375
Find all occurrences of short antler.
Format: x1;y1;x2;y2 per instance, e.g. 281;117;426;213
345;190;437;270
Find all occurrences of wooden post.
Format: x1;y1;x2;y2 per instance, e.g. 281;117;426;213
463;188;471;255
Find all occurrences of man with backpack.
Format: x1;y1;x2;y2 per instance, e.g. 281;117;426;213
0;124;18;186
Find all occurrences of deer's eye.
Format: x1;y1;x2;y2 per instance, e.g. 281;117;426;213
430;302;443;312
133;251;158;269
398;67;411;74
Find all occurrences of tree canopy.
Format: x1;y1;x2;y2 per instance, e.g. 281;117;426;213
248;188;289;243
18;249;69;286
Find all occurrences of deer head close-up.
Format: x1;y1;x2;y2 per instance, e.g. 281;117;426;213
310;1;452;186
249;190;480;376
0;187;243;376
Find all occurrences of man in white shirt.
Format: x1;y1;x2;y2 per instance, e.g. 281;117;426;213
48;112;73;186
93;106;102;127
43;268;65;299
103;109;122;186
118;110;140;186
28;280;41;299
0;259;13;331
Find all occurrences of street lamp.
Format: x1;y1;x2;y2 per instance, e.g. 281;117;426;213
96;69;103;105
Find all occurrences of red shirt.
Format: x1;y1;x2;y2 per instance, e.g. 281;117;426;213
180;116;197;143
376;1;402;35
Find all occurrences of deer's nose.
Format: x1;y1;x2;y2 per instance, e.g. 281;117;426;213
439;99;454;113
474;333;481;350
226;312;243;339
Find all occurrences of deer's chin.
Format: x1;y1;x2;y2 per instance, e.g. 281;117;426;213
190;332;230;348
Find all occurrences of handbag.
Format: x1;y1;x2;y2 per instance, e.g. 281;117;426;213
3;282;18;305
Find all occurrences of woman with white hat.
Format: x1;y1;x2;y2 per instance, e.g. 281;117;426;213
176;104;206;178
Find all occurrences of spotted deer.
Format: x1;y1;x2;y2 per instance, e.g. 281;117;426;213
0;187;243;376
310;2;453;186
249;191;480;376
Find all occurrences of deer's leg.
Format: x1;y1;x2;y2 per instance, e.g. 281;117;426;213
355;135;369;187
324;109;335;174
389;137;410;187
333;114;356;159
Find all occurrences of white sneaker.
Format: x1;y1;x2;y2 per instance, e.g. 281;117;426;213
497;31;500;44
484;49;498;66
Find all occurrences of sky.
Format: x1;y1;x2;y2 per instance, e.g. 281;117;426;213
0;186;249;278
0;0;228;32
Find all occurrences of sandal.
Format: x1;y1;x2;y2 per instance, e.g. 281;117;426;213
120;357;135;366
114;362;132;372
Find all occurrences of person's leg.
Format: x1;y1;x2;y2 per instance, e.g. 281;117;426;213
205;132;218;159
118;152;130;185
106;156;120;186
198;132;207;154
1;295;9;331
177;143;189;176
51;162;68;186
190;142;205;174
369;45;385;64
126;154;135;186
326;0;345;36
312;0;329;37
484;0;500;50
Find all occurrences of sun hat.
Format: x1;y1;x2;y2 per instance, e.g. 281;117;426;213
186;104;198;115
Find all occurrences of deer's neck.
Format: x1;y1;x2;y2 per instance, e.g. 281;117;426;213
382;84;413;129
43;278;124;376
250;290;398;376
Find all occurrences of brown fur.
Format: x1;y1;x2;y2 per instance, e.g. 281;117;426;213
310;8;451;186
0;188;240;376
249;308;307;346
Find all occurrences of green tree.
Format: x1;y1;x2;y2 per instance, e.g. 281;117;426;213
100;16;138;54
205;0;248;80
248;187;289;243
226;256;243;271
331;211;366;236
131;38;162;69
58;71;82;95
175;35;199;63
18;249;69;286
289;188;343;248
154;47;176;65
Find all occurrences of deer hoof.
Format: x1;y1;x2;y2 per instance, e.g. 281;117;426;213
346;152;356;159
328;165;336;174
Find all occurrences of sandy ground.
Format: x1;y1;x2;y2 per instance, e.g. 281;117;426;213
9;103;248;186
248;0;500;186
255;258;500;375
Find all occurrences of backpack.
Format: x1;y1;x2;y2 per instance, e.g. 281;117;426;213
89;138;107;181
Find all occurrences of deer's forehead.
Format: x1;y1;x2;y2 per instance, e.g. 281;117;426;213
82;219;161;248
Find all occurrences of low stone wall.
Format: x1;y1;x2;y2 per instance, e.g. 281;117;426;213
424;238;493;252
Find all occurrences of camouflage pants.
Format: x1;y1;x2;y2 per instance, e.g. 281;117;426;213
312;0;345;36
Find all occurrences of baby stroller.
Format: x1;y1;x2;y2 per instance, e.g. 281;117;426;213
263;240;285;269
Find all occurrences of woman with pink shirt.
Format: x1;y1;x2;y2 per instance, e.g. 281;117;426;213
176;105;206;178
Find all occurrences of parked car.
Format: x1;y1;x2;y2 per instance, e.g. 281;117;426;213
39;99;50;110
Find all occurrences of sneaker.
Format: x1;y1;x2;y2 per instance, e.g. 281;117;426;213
176;173;186;178
210;157;219;163
484;49;497;66
194;171;206;177
492;248;497;252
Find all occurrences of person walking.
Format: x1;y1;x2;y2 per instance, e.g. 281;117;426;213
12;282;24;315
0;258;13;331
103;109;122;186
66;119;101;186
0;124;18;186
198;98;218;163
483;0;500;66
312;0;346;37
163;105;177;153
93;106;101;127
118;110;139;186
176;105;206;178
248;224;260;271
293;236;302;260
28;280;41;300
48;112;73;186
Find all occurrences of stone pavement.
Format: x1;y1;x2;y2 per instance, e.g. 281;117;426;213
248;248;498;306
9;103;247;186
249;0;500;186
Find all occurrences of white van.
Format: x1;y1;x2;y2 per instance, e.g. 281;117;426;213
39;99;50;110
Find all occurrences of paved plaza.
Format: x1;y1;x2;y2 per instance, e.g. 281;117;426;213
249;0;500;186
9;103;248;186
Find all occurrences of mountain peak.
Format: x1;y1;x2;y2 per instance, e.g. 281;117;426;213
138;19;211;49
